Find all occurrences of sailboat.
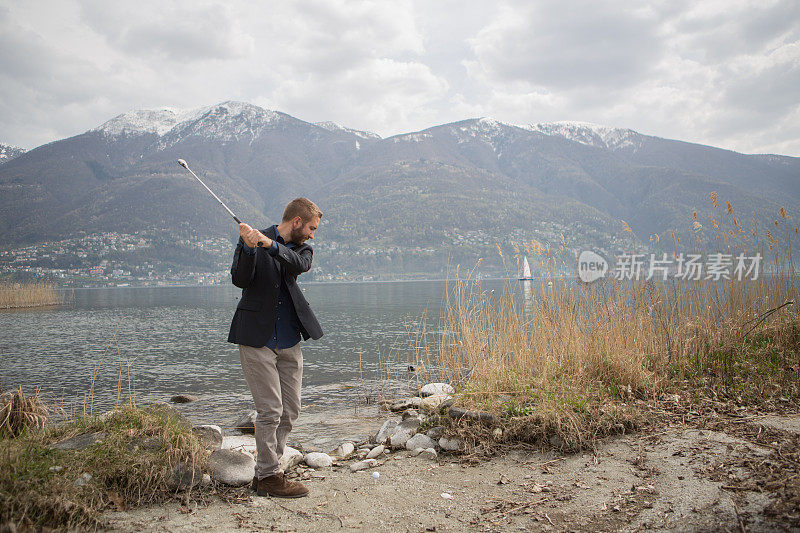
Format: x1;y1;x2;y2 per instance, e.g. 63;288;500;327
519;256;534;280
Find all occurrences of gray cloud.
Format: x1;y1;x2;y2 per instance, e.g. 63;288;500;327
467;0;665;89
78;1;253;62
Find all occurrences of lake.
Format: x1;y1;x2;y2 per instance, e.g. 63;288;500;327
0;279;525;449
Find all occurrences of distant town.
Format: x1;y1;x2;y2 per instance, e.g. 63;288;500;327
0;222;637;287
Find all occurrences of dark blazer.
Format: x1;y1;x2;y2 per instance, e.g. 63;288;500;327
227;226;323;347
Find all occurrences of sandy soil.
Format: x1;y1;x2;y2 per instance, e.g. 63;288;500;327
104;414;800;532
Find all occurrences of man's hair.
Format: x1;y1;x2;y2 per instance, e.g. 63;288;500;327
282;197;322;223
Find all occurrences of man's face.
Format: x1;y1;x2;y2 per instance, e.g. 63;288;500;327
289;216;319;244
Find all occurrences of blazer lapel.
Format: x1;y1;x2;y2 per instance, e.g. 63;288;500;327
265;225;281;278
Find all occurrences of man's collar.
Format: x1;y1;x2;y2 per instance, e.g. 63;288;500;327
270;224;284;244
269;224;297;247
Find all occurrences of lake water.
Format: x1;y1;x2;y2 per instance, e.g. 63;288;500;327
0;279;525;449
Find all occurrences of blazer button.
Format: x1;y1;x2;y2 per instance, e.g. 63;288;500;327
274;284;279;288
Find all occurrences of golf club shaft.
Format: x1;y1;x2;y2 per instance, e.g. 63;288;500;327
177;159;264;247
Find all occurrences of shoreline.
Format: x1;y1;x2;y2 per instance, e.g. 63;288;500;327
103;402;800;532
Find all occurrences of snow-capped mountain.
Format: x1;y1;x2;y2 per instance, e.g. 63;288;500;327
1;100;797;273
396;117;643;155
95;101;284;145
445;117;527;152
527;121;643;151
0;143;25;164
314;121;380;140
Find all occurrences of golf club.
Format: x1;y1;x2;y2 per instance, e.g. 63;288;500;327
176;158;264;247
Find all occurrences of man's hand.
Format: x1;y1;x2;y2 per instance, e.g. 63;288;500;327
239;223;272;249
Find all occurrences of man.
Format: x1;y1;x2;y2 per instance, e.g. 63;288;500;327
228;197;323;498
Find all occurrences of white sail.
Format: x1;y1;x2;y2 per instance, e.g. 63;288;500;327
522;257;532;279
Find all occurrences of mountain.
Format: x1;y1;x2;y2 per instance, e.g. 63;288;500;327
0;144;25;164
0;102;797;280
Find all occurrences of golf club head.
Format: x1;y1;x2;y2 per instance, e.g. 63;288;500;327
177;158;188;169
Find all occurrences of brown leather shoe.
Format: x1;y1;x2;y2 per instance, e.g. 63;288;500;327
256;472;309;498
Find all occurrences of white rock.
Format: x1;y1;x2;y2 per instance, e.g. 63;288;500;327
420;394;452;413
420;383;455;397
193;424;224;450
389;417;421;448
389;397;422;412
201;473;212;486
304;452;333;468
438;437;463;452
374;419;398;444
405;433;437;451
222;435;257;458
335;442;355;458
441;492;453;500
350;459;378;472
366;444;385;459
208;449;255;486
279;446;304;472
420;448;438;460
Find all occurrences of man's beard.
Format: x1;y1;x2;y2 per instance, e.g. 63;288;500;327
289;227;307;244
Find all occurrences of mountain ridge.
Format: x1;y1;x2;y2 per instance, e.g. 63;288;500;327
0;102;797;279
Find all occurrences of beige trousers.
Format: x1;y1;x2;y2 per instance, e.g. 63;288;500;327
239;343;303;478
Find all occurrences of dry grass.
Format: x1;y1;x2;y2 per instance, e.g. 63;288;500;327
412;198;800;451
0;386;55;438
0;281;70;309
0;343;205;530
0;401;206;531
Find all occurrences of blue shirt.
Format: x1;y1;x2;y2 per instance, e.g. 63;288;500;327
242;226;302;349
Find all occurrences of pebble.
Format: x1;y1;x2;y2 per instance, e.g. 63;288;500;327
304;452;333;469
193;425;223;450
279;446;304;472
335;442;355;458
374;419;398;444
420;383;455;397
208;449;256;486
420;394;451;413
350;459;378;472
222;435;257;459
420;448;437;460
389;417;422;448
170;394;198;403
366;444;385;459
405;433;437;451
389;398;422;412
438;437;463;451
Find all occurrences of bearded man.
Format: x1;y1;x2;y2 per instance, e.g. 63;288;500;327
228;197;323;498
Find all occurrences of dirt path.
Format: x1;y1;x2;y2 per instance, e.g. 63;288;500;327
104;416;800;532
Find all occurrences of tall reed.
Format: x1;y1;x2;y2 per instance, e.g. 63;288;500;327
0;281;69;309
419;199;799;447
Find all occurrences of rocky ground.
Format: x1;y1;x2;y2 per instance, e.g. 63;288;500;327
104;410;800;532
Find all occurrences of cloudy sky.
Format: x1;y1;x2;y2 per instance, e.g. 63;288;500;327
2;0;799;155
